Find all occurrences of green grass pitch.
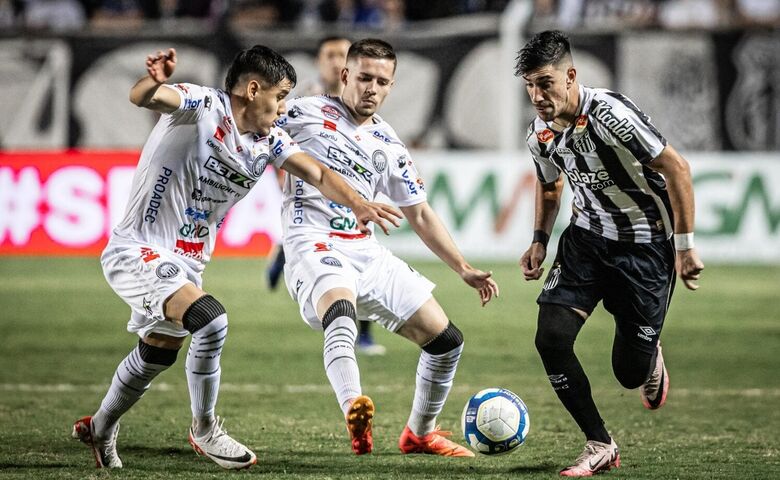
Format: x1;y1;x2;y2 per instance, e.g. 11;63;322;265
0;257;778;479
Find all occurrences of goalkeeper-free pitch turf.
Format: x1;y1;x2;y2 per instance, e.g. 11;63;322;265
0;257;778;479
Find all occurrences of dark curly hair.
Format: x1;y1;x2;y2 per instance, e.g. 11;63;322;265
514;30;572;77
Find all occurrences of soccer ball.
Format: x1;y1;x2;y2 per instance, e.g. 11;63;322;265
461;388;530;455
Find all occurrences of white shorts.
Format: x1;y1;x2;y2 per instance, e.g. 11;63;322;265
101;236;201;339
283;236;435;332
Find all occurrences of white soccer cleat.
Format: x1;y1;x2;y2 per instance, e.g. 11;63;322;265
71;416;122;469
559;438;620;477
640;344;669;410
188;417;257;470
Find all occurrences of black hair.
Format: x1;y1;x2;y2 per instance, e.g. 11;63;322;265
514;30;572;77
347;38;397;70
317;35;351;53
224;44;297;92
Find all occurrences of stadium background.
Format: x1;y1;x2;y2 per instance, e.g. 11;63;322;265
1;1;778;478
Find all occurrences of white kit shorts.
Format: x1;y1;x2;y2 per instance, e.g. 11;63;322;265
101;236;201;339
283;236;435;332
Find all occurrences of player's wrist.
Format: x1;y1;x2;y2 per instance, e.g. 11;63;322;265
532;230;549;249
674;232;694;251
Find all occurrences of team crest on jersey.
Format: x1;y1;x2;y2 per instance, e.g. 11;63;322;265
372;150;387;173
320;256;342;268
574;115;588;134
288;105;302;118
543;263;561;291
321;105;341;120
537;128;554;145
574;132;596;153
155;262;180;279
251;153;269;177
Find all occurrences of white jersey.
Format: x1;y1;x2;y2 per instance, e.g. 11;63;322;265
277;95;426;242
113;82;301;271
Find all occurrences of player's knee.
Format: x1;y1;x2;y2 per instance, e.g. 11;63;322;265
138;339;179;366
612;341;655;389
422;321;463;355
322;299;356;331
182;295;227;334
612;361;648;389
535;304;582;357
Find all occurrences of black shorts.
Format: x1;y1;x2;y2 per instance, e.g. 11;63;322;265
538;225;676;353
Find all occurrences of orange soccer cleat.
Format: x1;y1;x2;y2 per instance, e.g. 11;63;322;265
346;395;375;455
398;425;475;457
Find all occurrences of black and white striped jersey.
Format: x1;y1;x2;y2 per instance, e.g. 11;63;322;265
527;86;672;243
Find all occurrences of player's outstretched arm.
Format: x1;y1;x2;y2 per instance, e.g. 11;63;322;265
648;145;704;290
401;201;499;306
520;177;562;281
129;48;181;114
281;152;402;235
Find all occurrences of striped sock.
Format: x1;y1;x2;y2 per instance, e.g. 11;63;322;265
407;344;463;437
186;313;228;437
92;342;175;441
323;316;362;415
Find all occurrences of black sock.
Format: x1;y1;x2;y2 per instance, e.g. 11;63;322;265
535;305;611;444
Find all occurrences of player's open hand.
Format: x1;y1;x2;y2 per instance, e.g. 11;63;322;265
520;243;547;280
676;248;704;290
352;201;402;236
146;48;176;84
461;267;500;307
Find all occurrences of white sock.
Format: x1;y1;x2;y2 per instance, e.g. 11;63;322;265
92;344;173;440
407;344;463;437
323;316;361;415
186;313;228;437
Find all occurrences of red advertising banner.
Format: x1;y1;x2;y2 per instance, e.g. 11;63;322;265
0;151;282;256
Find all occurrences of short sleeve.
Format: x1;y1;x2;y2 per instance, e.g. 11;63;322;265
593;92;667;164
267;126;302;168
166;83;215;124
274;97;306;138
382;151;427;207
527;123;560;184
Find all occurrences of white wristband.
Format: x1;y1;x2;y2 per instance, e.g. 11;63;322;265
674;233;694;251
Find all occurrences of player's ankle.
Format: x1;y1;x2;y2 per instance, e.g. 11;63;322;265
192;416;216;437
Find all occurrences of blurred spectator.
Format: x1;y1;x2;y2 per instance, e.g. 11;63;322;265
24;0;87;31
657;0;730;29
736;0;780;26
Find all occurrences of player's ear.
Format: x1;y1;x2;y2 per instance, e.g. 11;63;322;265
340;67;348;85
247;79;260;101
566;67;577;86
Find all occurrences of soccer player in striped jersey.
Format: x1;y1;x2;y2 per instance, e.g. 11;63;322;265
516;30;704;477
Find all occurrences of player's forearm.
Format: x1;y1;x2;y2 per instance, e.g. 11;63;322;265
534;178;563;235
405;204;468;274
129;76;165;108
664;161;696;234
311;166;365;209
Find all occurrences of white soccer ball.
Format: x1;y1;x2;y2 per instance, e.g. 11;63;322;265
461;388;530;455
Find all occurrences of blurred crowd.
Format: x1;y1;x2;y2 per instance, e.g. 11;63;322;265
0;0;777;31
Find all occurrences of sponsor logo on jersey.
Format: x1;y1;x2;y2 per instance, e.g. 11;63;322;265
313;242;332;252
637;326;657;342
543;263;561;291
197;176;240;198
555;147;575;157
323;120;337;131
321;105;341;120
591;100;636;142
372;150;387;173
537;128;554;144
326;147;373;181
191;188;228;204
397;154;408;168
328;201;352;212
144;166;173;223
292;179;305;225
275;117;288;127
574;132;596;153
155;261;181;279
342;142;368;160
204;156;255;189
183;98;201;110
140;247;159;263
174;240;204;260
288;105;302;118
329;215;357;231
564;168;615;191
401;169;419;195
416;177;426;191
204;95;212;110
214;126;226;143
295;279;303;293
179;223;210;238
318;131;337;141
206;138;223;153
185;206;211;221
372;130;393;144
320;256;342;267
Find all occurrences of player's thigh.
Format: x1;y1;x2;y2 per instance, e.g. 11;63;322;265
284;246;358;330
358;248;436;335
101;241;200;339
537;225;605;316
603;239;676;353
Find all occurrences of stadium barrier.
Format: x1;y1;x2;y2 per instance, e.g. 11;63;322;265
1;151;778;263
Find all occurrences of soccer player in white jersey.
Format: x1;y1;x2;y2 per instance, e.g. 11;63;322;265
70;45;400;470
275;38;500;457
515;31;705;476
